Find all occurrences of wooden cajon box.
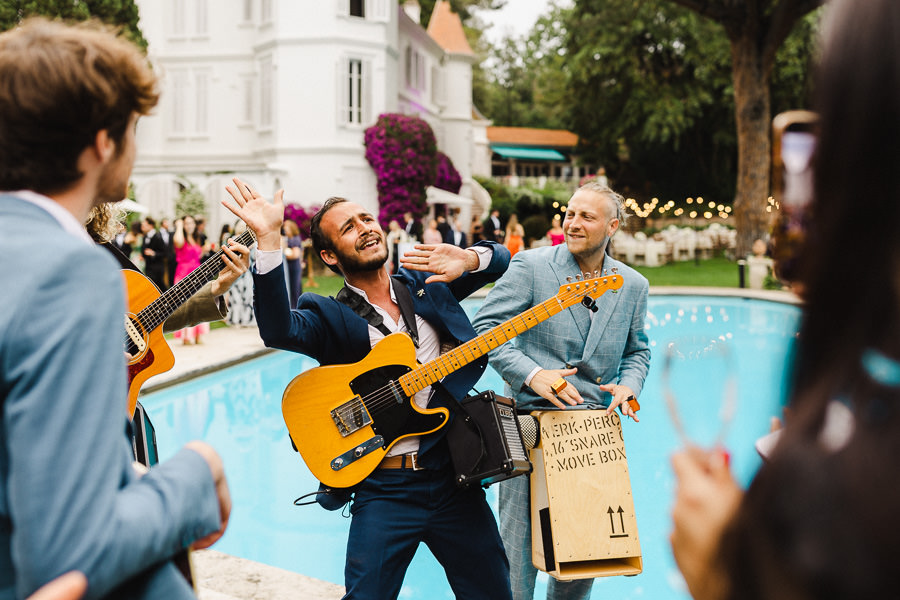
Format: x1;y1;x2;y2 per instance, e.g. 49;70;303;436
529;410;642;580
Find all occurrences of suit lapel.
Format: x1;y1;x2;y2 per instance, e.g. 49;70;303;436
549;247;591;342
581;256;624;361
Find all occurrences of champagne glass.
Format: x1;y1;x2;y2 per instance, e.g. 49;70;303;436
662;335;737;451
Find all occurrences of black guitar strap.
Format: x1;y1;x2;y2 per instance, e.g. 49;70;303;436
390;278;420;349
335;277;419;348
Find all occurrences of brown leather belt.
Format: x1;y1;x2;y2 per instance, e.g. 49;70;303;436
378;453;425;470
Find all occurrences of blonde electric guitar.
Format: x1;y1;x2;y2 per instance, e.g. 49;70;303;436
282;271;624;489
123;228;256;417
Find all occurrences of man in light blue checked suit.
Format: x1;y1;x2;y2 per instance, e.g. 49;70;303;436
473;181;651;600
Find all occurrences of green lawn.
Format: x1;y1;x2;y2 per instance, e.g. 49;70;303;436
304;271;345;297
301;255;741;297
633;256;740;287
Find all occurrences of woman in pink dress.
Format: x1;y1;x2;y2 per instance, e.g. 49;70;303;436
173;215;211;344
547;214;565;246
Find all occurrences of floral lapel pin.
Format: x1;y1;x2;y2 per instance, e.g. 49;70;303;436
417;289;425;297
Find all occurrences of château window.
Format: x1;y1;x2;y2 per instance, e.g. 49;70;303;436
259;56;273;129
167;68;210;138
338;57;371;126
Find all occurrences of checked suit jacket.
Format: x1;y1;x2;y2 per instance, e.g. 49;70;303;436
472;243;651;412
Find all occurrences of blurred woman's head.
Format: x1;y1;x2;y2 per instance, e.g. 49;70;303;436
283;219;300;237
791;0;900;411
181;215;196;234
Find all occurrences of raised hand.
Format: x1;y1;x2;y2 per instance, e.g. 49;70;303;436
222;177;284;252
399;243;480;284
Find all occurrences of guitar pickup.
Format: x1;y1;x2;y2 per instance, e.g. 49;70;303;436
124;315;146;353
331;396;373;437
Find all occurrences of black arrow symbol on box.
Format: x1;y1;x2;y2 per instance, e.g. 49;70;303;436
608;506;628;538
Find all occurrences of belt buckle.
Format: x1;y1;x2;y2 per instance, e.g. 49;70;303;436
409;453;424;471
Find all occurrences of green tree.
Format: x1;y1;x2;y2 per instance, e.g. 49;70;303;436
663;0;823;255
0;0;147;48
477;6;569;129
558;0;819;252
564;0;736;202
175;181;207;220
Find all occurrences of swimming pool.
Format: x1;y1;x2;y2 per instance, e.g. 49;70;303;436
141;294;800;599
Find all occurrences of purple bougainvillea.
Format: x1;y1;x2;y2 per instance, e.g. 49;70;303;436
434;151;462;194
365;113;449;227
283;203;321;238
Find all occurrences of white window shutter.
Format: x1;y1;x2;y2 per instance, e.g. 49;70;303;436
363;59;373;125
171;0;186;37
169;69;187;134
370;0;389;21
195;0;208;36
336;58;348;125
195;71;209;133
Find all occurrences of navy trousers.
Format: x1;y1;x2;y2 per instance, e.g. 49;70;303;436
342;465;513;600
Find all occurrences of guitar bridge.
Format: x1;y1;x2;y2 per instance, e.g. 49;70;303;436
331;396;373;436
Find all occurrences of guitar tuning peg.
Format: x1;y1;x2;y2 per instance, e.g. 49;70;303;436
612;267;618;274
566;276;572;283
593;270;599;276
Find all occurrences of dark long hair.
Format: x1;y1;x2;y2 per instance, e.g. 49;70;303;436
789;0;900;427
718;2;900;597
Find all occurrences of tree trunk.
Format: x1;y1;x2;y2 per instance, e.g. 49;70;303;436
730;32;773;258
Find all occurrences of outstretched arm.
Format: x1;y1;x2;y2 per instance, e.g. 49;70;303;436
162;240;250;332
222;177;284;252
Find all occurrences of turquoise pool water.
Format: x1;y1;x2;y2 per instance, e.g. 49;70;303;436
141;295;800;599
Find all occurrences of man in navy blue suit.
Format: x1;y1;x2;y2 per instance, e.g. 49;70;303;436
224;180;513;600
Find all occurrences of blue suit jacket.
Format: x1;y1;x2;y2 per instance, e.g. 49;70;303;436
0;196;220;600
253;241;510;466
472;244;651;412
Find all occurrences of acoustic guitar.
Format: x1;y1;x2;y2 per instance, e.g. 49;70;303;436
282;271;624;488
122;228;256;417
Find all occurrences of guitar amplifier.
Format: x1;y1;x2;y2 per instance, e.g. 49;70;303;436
447;390;532;488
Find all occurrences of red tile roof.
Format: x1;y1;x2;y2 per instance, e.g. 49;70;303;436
427;0;474;56
487;126;578;148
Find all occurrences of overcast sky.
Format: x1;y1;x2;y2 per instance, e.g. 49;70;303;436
473;0;572;44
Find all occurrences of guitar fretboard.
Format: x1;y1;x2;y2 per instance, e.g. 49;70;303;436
136;228;257;332
397;275;615;396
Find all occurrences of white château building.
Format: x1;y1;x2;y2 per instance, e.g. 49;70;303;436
132;0;492;236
